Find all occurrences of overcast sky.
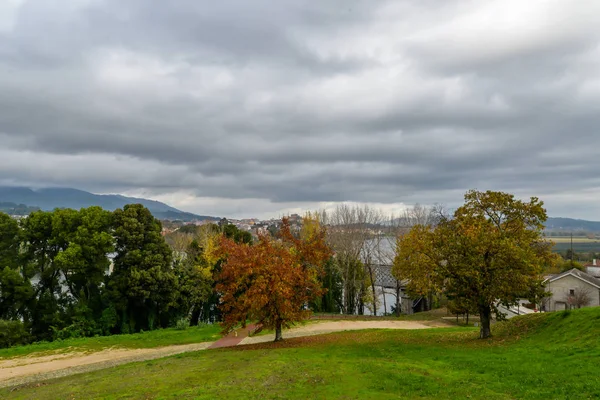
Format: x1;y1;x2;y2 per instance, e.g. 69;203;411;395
1;1;600;219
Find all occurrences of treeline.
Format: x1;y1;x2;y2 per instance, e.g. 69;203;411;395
3;197;524;347
0;204;250;347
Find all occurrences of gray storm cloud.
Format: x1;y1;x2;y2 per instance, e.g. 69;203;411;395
1;0;599;218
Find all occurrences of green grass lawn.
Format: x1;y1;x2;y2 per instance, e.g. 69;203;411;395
4;308;600;399
0;324;222;359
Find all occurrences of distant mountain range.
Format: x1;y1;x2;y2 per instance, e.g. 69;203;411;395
1;186;599;229
545;217;600;233
0;186;219;222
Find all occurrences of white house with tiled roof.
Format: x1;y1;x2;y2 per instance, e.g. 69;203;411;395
543;268;600;311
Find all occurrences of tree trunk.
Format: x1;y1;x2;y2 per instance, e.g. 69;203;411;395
395;281;401;316
368;265;377;316
344;259;352;314
190;306;201;326
478;304;492;339
382;287;387;315
274;320;283;342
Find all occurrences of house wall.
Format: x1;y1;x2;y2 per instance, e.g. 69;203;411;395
545;275;600;311
362;288;410;316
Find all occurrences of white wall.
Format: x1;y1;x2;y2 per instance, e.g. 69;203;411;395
545;275;600;311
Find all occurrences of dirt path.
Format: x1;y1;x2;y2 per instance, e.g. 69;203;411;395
0;342;212;389
1;320;449;389
240;320;450;345
208;324;258;349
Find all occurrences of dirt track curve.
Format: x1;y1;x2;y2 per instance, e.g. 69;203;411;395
1;320;449;389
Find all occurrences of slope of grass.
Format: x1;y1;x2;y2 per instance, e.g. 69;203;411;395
0;324;221;359
4;308;600;399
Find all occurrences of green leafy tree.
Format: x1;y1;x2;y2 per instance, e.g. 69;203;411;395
394;190;552;338
0;320;30;348
447;297;478;325
173;235;218;325
53;207;114;336
53;207;113;301
108;204;177;332
0;266;33;321
168;223;253;325
21;210;64;339
0;213;33;321
221;223;253;244
311;258;343;313
0;212;21;269
559;259;584;272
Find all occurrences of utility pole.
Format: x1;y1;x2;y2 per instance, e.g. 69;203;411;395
570;232;574;265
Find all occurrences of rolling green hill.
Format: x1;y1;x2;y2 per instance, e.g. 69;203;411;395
4;308;600;399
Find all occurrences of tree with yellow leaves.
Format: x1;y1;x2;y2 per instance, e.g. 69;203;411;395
394;190;552;338
173;224;221;326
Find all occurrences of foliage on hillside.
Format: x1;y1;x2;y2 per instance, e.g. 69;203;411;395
0;205;230;347
0;206;334;348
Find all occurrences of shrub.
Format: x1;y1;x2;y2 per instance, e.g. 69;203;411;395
175;318;189;330
100;306;118;335
0;320;31;348
52;316;100;340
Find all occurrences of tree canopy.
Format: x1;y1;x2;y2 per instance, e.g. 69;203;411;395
108;204;176;333
216;217;331;341
394;190;552;338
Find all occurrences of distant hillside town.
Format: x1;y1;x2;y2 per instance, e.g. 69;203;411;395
161;214;304;241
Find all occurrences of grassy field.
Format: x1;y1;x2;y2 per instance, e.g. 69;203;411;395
2;310;448;358
0;324;222;359
3;308;600;399
549;236;600;253
549;236;599;243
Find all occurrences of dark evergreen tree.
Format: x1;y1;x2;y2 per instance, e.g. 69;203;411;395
0;213;33;321
109;204;177;332
21;210;64;340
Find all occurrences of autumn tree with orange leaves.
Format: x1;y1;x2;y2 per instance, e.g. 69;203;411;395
216;215;332;341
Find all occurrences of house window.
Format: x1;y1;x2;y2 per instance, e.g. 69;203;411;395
569;289;575;296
